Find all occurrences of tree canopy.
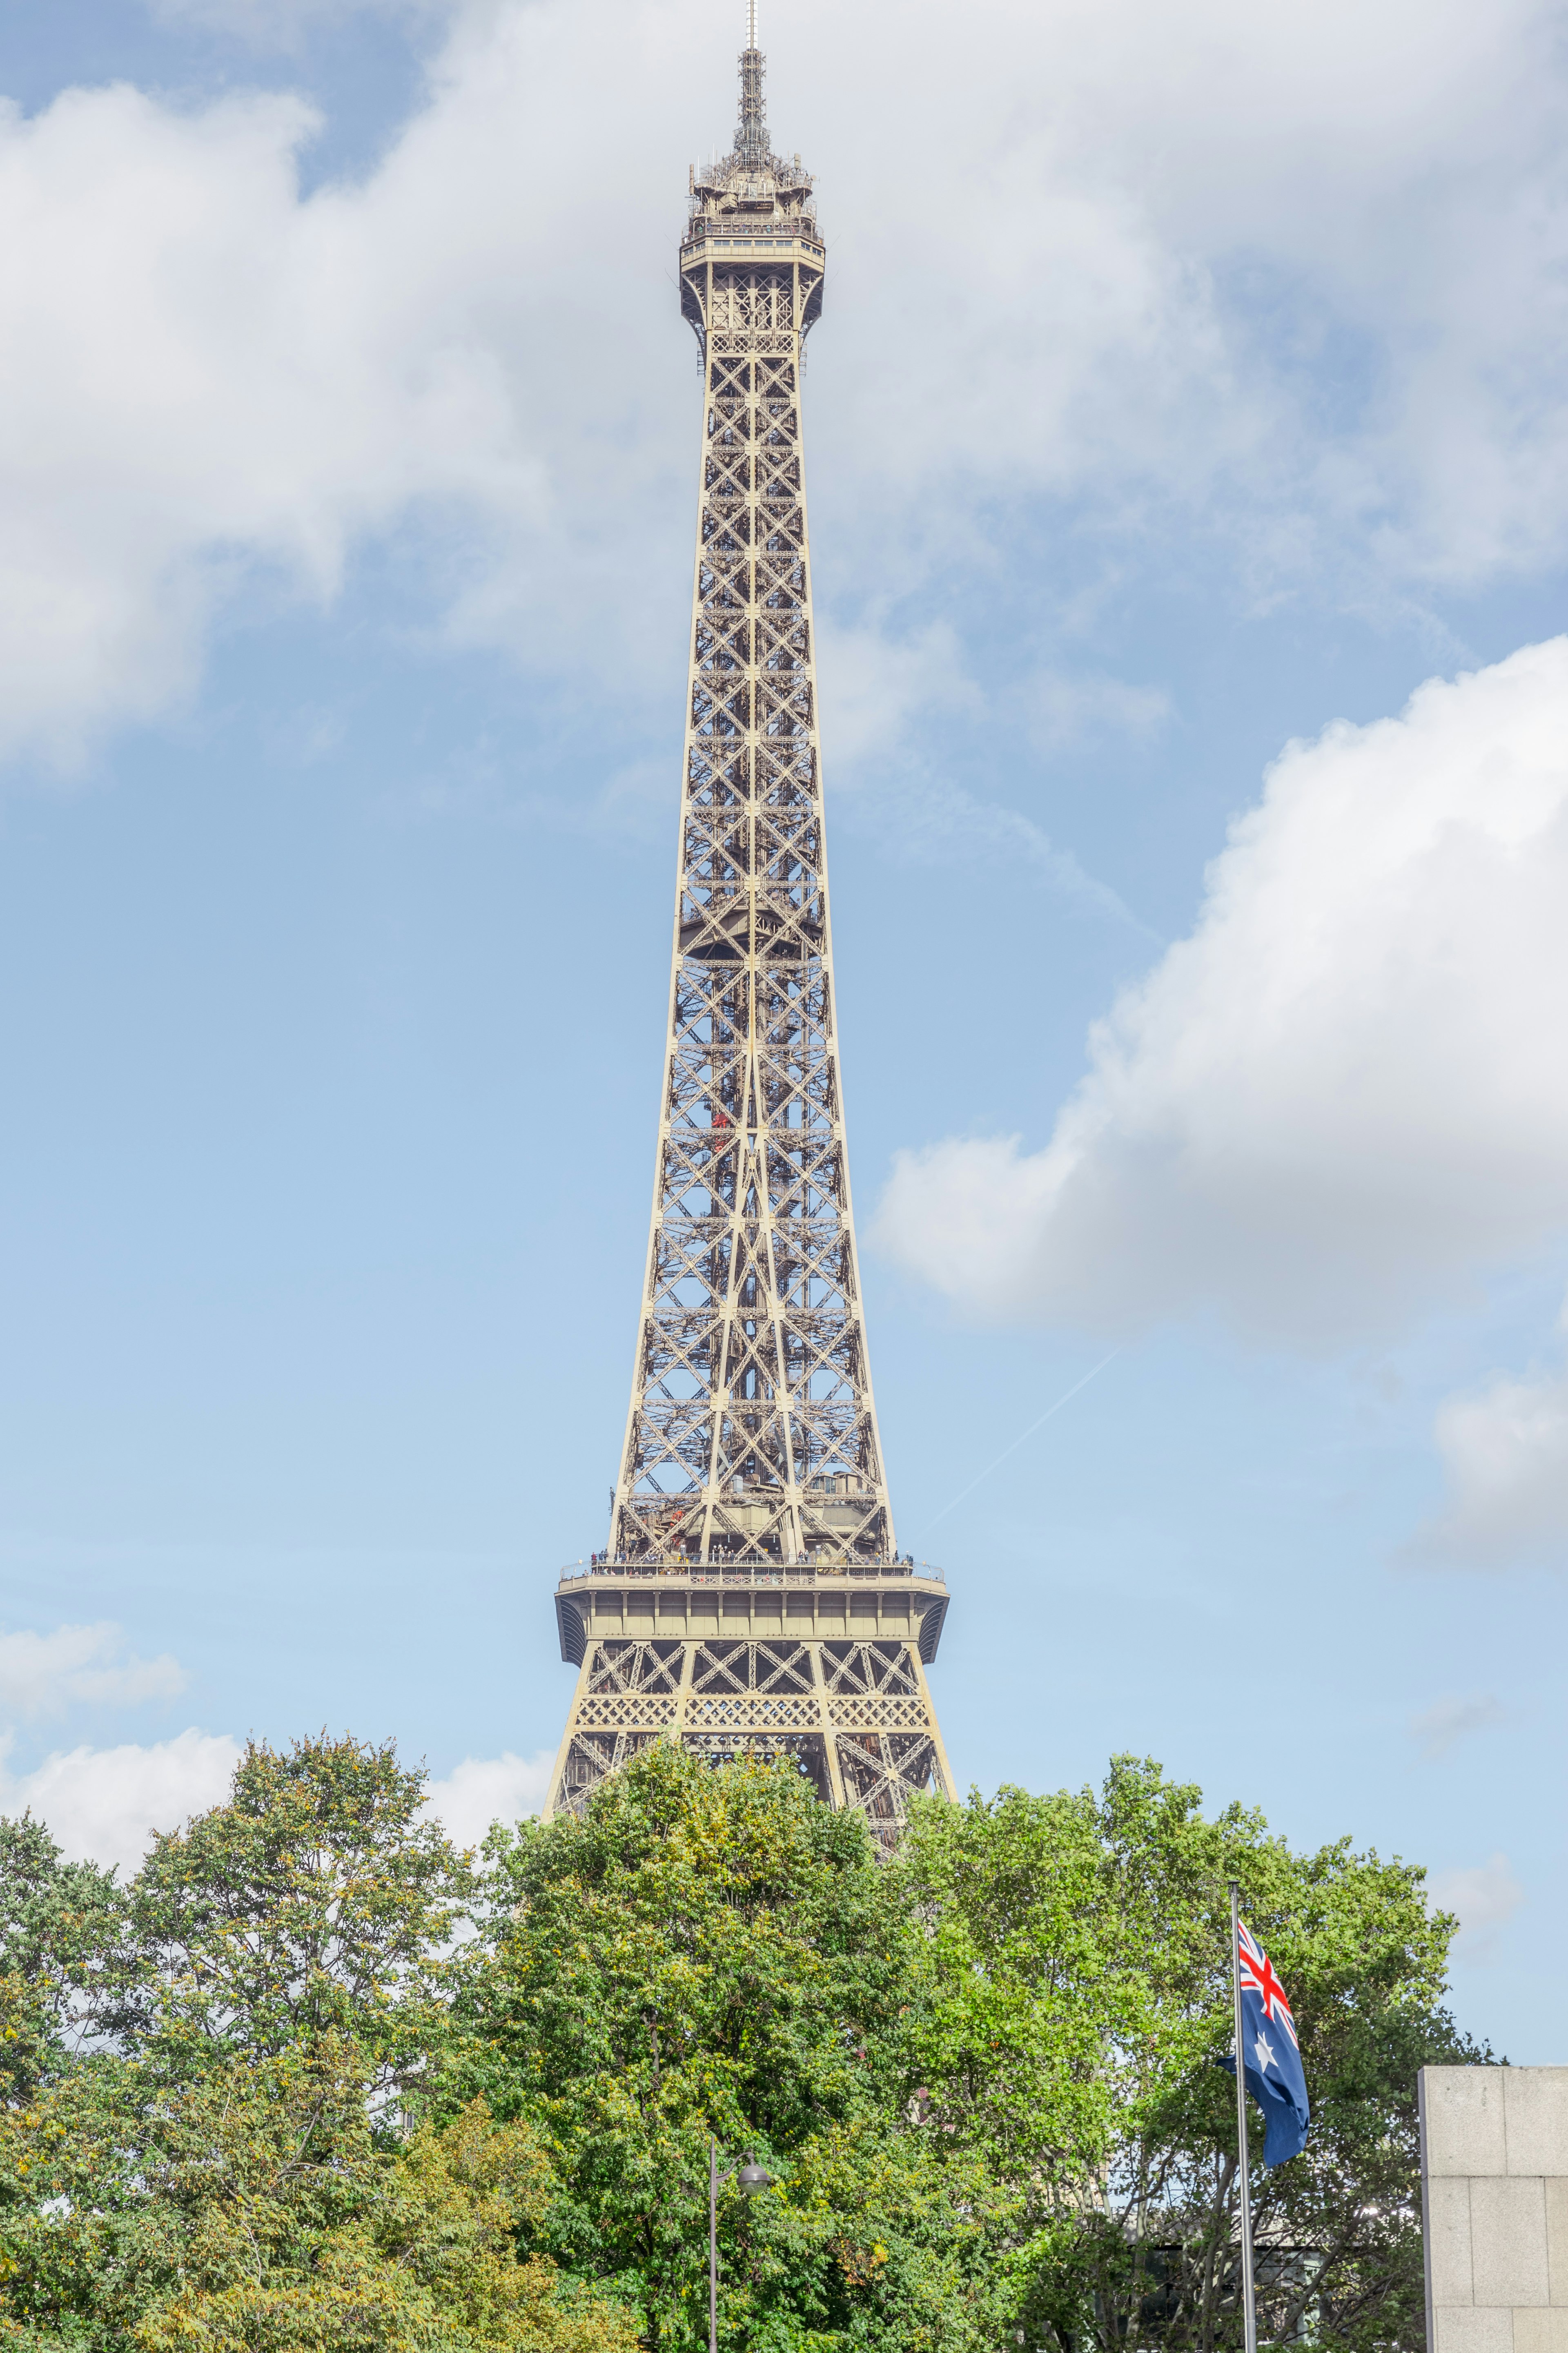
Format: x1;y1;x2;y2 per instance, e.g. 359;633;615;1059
0;1734;1478;2353
893;1756;1479;2353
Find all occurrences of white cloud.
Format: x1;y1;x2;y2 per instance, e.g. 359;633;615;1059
1418;1334;1568;1566
811;624;1141;918
0;68;561;766
0;1730;241;1873
2;0;1568;759
900;783;1146;927
814;620;980;776
0;1729;555;1877
1409;1693;1507;1759
875;638;1568;1346
1428;1853;1524;1956
148;0;441;42
1025;670;1172;752
0;1622;185;1717
423;1749;555;1850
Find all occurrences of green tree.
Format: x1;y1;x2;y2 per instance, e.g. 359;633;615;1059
99;1734;470;2106
896;1755;1483;2353
0;2043;639;2351
0;1736;1479;2353
0;1738;635;2353
455;1743;992;2351
0;1817;122;2104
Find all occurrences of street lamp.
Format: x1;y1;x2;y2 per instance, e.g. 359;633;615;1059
709;2137;774;2353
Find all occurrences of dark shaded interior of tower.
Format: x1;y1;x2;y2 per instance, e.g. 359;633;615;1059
608;320;897;1577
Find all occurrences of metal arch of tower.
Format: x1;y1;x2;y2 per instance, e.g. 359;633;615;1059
544;17;955;1846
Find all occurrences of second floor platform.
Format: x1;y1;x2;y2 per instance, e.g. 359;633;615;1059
553;1554;949;1668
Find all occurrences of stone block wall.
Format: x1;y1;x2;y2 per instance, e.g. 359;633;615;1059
1420;2067;1568;2353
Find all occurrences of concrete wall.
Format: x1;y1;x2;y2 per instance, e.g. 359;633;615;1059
1421;2068;1568;2353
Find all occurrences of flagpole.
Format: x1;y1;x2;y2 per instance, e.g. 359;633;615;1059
1230;1880;1258;2353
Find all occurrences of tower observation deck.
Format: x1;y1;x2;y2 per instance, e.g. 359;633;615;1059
543;9;955;1847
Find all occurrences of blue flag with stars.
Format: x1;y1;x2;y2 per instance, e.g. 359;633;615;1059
1221;1918;1310;2166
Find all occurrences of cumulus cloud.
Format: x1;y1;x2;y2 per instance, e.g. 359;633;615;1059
0;1614;552;1867
2;0;1568;760
0;1730;557;1873
875;638;1568;1346
1415;1316;1568;1565
0;1621;211;1871
1428;1853;1524;1956
0;1622;185;1717
1409;1694;1507;1758
423;1749;555;1849
0;67;564;766
0;1729;241;1873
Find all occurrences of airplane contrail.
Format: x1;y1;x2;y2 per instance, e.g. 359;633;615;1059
928;1349;1121;1528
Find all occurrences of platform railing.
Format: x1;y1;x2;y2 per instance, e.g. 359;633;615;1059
555;1556;944;1588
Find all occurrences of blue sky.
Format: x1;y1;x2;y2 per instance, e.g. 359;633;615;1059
2;0;1568;2059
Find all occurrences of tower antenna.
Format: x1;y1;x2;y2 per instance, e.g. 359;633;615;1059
735;0;767;165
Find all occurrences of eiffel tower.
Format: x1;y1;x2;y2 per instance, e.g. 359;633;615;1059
544;6;954;1849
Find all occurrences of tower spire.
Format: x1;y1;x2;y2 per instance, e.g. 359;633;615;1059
735;0;768;169
542;17;954;1852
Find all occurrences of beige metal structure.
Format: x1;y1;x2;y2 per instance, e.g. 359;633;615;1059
545;12;953;1847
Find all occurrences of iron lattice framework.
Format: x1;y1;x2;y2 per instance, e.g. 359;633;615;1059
545;15;953;1848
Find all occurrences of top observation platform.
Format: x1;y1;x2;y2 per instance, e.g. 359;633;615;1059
682;141;823;265
681;219;824;264
681;155;822;262
677;23;826;341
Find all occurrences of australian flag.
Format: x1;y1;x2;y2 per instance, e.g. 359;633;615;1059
1221;1919;1310;2167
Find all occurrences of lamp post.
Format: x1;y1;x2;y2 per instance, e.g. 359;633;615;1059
709;2138;774;2353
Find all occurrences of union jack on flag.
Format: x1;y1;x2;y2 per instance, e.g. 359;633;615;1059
1239;1920;1300;2050
1224;1918;1310;2167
